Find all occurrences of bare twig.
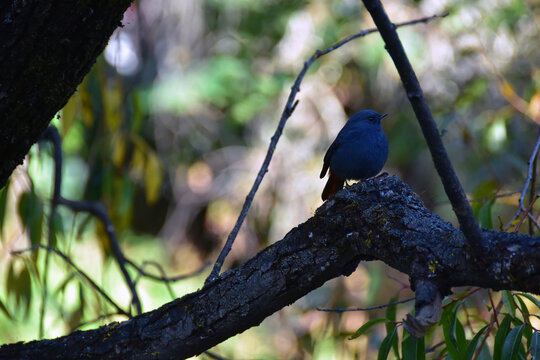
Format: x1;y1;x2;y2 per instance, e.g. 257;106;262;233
487;290;500;328
513;195;540;233
317;296;415;312
12;244;130;317
505;130;540;231
528;138;538;234
205;11;449;284
40;126;142;316
473;295;502;360
442;287;482;309
362;0;485;256
57;196;141;315
127;259;209;283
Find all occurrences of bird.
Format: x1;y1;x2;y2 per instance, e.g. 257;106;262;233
320;110;389;201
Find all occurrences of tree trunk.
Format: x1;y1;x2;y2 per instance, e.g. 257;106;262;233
0;0;133;188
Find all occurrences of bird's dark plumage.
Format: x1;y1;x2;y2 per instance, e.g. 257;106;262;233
320;110;388;200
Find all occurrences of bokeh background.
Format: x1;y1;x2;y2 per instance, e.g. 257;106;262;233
1;0;539;358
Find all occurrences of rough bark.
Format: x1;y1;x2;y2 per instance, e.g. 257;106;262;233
1;176;538;359
0;0;133;189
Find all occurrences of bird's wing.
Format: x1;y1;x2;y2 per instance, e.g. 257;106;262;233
320;137;343;178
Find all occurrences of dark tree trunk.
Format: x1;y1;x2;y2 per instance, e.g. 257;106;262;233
0;0;133;188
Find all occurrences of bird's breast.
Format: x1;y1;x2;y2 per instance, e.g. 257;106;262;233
329;131;388;180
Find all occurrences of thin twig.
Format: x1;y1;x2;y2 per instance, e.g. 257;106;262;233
425;341;446;354
317;296;415;312
513;195;539;233
132;260;176;299
363;0;485;256
204;11;449;284
442;287;482;309
505;130;540;231
12;244;130;317
473;295;502;360
57;196;141;315
127;258;209;283
487;290;500;328
40;126;142;315
528;133;539;234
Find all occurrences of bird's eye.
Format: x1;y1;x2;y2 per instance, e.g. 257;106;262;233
369;116;376;122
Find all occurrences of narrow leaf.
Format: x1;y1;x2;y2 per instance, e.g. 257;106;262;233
0;298;12;320
443;303;461;359
530;331;540;360
402;332;425;360
378;326;398;360
464;325;489;360
502;290;516;317
349;318;388;339
502;325;525;360
385;294;399;359
516;293;540;311
494;315;512;360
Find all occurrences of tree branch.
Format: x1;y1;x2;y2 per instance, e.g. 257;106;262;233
40;126;142;316
361;0;485;256
2;176;539;359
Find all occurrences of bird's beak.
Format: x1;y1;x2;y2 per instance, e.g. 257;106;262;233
380;113;389;120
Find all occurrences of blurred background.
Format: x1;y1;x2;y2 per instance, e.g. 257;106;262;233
0;0;539;358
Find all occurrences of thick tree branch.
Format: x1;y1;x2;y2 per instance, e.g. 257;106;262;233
2;176;538;359
361;0;485;256
0;0;133;188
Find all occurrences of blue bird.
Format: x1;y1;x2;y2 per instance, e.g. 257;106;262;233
320;110;389;200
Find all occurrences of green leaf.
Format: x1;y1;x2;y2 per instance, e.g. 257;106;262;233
51;211;65;248
477;199;494;229
68;283;85;331
402;332;425;360
464;325;489;360
516;293;540;311
454;314;468;354
18;190;44;248
378;326;398;360
471;180;497;229
385;294;399;359
0;297;12;320
450;302;467;355
54;273;76;297
523;324;533;349
530;331;540;359
349;318;388;339
15;267;32;318
514;295;529;321
386;294;398;323
494;315;512;360
442;303;462;359
476;344;492;360
501;324;524;360
502;290;516;317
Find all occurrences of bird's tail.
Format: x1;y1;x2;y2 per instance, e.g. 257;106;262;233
321;171;345;201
